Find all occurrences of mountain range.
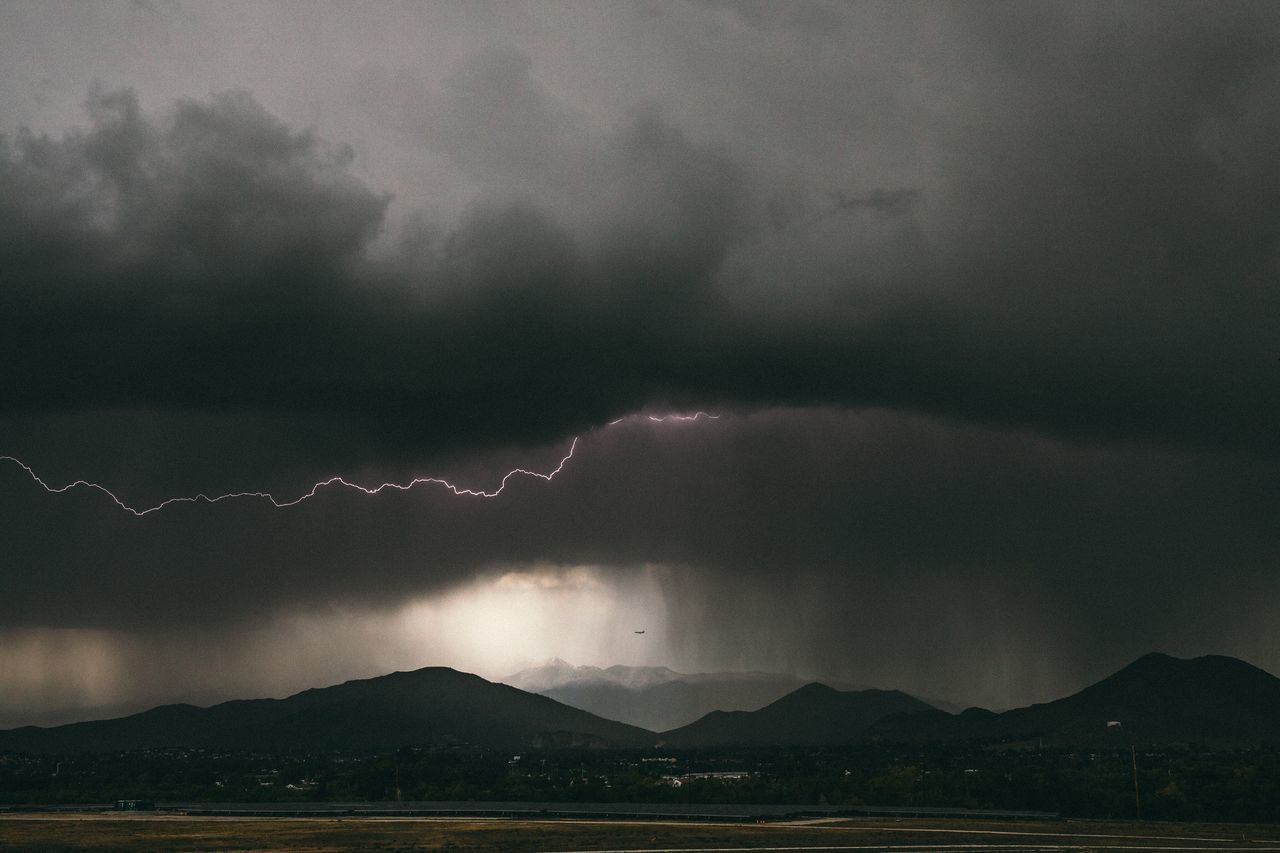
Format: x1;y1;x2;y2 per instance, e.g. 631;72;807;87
2;653;1277;754
503;659;823;731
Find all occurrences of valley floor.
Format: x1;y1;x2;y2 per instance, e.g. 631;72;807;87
2;813;1280;852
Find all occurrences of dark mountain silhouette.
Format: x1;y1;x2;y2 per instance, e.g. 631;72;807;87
538;677;815;732
0;667;654;754
504;659;952;731
658;683;934;748
4;653;1274;755
870;653;1280;746
513;662;823;732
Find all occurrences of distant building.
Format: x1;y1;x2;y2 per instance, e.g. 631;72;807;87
115;799;155;811
661;771;752;787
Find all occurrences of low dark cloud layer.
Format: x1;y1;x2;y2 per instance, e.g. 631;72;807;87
3;409;1278;711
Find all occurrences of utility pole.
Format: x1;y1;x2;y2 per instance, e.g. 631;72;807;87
1131;745;1141;820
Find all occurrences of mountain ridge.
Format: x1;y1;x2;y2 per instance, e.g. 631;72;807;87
659;683;935;747
869;653;1280;746
502;659;885;731
0;666;654;754
4;653;1277;754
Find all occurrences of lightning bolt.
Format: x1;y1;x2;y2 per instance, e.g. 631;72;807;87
0;412;720;517
610;412;720;426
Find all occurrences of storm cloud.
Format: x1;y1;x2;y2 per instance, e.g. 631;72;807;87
3;3;1279;451
2;0;1280;723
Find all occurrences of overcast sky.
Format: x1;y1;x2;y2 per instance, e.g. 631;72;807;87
2;0;1279;727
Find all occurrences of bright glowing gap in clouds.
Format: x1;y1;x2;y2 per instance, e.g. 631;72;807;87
0;564;671;728
395;564;671;679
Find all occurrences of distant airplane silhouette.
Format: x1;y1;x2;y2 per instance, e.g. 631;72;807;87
634;630;645;634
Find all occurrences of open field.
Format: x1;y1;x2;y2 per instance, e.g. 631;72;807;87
3;813;1280;852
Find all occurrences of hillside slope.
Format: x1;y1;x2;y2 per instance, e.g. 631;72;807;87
0;667;655;754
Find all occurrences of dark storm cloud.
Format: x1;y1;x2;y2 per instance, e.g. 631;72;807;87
916;2;1280;448
0;79;750;451
2;5;1279;457
0;88;386;408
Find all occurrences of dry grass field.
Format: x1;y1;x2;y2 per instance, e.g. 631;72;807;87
2;813;1280;852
